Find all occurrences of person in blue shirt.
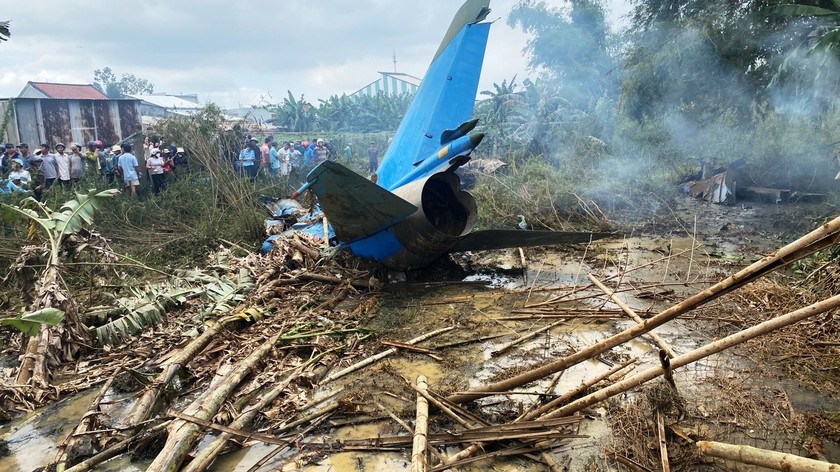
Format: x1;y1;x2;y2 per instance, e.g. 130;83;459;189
268;141;281;177
238;139;259;178
118;143;141;197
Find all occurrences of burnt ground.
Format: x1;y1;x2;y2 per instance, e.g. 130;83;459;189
0;196;837;472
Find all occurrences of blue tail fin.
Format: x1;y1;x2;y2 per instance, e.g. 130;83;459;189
376;0;491;190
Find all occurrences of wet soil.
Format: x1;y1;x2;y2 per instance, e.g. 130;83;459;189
1;198;837;471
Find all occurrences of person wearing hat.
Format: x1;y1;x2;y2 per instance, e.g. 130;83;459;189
28;156;46;201
8;159;31;187
1;142;21;176
104;145;121;185
54;143;72;187
161;148;175;175
313;138;329;165
146;147;165;195
37;144;58;189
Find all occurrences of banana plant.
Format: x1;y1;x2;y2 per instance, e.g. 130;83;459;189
2;188;120;386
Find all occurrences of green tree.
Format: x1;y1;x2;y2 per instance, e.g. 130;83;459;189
508;0;618;110
93;67;154;98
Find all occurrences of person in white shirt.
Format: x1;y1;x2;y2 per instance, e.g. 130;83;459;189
54;143;72;188
8;160;31;187
146;148;166;195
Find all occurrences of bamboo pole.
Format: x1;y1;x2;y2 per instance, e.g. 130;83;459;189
321;326;454;383
491;318;566;357
146;328;285;472
588;274;677;358
657;412;670;472
411;376;430;472
448;218;840;404
696;441;840;471
63;421;171;472
182;351;334;472
521;356;637;421
120;312;249;429
51;366;122;471
539;294;840;420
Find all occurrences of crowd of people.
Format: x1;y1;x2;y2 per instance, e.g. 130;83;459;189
235;135;330;179
0;138;188;200
1;132;382;201
233;135;380;179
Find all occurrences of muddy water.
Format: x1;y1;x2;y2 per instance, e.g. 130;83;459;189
0;389;145;472
3;201;837;471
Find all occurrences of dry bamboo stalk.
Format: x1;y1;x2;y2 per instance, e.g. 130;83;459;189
521;356;637;421
449;218;840;404
696;440;840;471
121;312;248;429
491;318;565;357
375;402;448;467
540;293;840;420
433;443;561;471
146;328;285;472
657;412;670;472
519;247;528;285
381;340;444;361
605;449;654;472
588;274;677;358
322;326;454;383
63;421;171;472
298;272;373;290
51;366;122;470
411;376;430;472
183;351;333;472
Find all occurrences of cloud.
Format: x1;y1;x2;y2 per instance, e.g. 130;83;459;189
0;0;629;107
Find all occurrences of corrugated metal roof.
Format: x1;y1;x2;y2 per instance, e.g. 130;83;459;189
26;82;108;100
379;72;423;87
128;94;200;109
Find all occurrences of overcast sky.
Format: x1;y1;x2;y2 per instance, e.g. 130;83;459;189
1;0;633;108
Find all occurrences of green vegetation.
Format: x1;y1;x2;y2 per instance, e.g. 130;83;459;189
2;0;838;276
93;67;154;98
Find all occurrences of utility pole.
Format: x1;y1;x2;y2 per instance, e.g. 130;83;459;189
393;50;397;73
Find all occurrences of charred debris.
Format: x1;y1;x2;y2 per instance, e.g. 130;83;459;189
0;192;839;471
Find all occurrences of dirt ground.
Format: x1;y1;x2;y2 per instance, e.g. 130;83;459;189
0;197;837;471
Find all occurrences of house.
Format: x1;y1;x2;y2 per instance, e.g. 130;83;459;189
351;72;421;98
1;81;141;147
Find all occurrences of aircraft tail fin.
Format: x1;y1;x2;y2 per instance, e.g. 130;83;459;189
449;230;615;253
306;161;417;243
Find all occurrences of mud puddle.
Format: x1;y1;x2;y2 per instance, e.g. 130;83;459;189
2;201;836;471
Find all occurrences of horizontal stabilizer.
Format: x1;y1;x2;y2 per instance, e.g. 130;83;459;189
307;161;417;243
449;230;615;253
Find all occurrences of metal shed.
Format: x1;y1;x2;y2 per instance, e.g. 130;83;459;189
1;97;141;147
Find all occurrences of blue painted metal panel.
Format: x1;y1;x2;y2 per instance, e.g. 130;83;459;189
347;227;404;261
376;22;490;190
